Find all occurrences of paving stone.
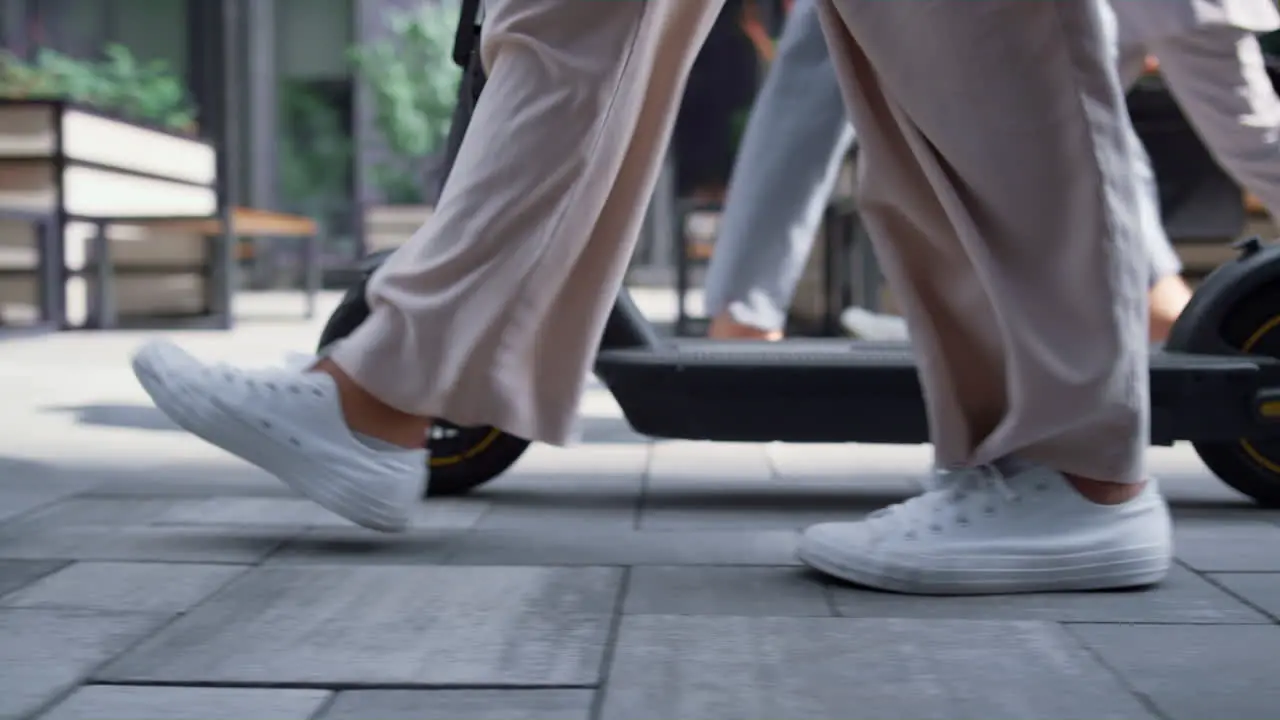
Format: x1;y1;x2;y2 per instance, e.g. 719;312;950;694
1173;522;1280;571
0;560;66;598
0;459;93;527
264;529;457;565
1;562;247;614
599;615;1154;720
0;525;288;563
319;690;593;720
830;564;1268;623
503;443;648;483
646;442;774;485
439;529;801;566
35;686;331;720
1068;623;1280;720
0;488;79;527
767;442;931;480
1207;573;1280;619
73;462;293;499
624;566;831;616
98;566;620;686
152;497;488;530
639;480;906;530
0;609;166;720
1;498;181;532
473;483;639;530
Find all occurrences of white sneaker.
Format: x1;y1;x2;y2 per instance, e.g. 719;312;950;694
132;339;426;532
798;464;1172;595
840;307;910;342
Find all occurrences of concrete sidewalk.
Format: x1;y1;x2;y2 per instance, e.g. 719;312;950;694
1;292;1278;720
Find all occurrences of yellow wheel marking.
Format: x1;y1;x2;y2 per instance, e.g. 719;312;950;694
1239;314;1280;473
429;427;504;468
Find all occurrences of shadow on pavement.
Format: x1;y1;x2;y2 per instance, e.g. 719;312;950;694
44;404;181;432
45;402;652;444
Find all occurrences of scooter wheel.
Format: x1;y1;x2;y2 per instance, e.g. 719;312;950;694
1191;283;1280;507
316;283;531;498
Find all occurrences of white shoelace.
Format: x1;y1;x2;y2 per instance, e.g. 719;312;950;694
866;465;1022;540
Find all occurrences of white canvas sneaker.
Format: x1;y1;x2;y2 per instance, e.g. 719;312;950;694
132;339;426;532
798;464;1172;595
840;307;910;343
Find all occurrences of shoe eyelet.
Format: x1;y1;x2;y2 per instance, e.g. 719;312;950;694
289;385;301;394
928;523;943;534
312;389;324;397
956;516;969;526
904;530;918;540
260;419;272;429
264;382;277;391
288;436;301;447
1035;482;1048;492
983;506;996;516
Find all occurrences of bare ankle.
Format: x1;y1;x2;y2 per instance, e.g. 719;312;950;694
311;358;430;449
1065;474;1146;505
708;314;783;341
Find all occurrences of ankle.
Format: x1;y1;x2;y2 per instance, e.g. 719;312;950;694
1064;473;1146;505
311;358;430;449
708;313;783;341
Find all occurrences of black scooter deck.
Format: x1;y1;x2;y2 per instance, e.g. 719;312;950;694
595;339;1272;446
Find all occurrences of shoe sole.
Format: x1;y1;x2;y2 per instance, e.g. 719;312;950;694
133;347;415;533
797;542;1170;596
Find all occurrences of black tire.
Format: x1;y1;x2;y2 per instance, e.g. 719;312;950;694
316;282;532;497
1191;283;1280;507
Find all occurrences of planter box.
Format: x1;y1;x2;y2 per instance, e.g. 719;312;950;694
0;100;219;329
363;204;433;255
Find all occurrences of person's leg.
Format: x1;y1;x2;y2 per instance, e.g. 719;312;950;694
1114;24;1192;342
703;0;855;340
132;0;725;531
1152;27;1280;213
799;0;1170;594
838;18;1190;346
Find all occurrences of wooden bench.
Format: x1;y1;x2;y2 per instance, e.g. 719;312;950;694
84;206;322;329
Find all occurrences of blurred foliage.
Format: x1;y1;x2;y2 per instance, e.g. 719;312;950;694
277;81;353;220
349;2;461;204
0;44;196;131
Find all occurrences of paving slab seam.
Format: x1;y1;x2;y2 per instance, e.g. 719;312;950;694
11;610;174;720
302;689;341;720
1060;623;1176;720
0;560;71;601
586;567;633;720
630;447;656;531
1197;571;1280;623
85;679;602;691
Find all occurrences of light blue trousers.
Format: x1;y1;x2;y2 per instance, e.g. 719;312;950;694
703;0;1180;332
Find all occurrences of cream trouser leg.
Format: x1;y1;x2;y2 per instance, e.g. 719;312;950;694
330;0;724;445
818;0;1150;482
1123;26;1280;217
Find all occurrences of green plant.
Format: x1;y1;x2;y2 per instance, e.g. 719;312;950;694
349;2;462;204
277;82;354;218
0;44;195;131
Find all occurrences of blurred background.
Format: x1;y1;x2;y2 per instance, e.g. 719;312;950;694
0;0;1274;336
0;0;786;295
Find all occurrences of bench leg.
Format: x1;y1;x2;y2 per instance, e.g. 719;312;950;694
35;216;64;328
88;221;117;329
302;232;321;319
205;230;234;330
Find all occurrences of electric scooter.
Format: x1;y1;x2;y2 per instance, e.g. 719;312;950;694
320;0;1280;506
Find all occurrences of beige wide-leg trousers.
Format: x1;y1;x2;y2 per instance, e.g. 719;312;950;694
332;0;1151;485
1117;26;1280;216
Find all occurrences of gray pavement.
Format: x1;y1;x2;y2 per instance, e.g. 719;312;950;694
1;291;1279;720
